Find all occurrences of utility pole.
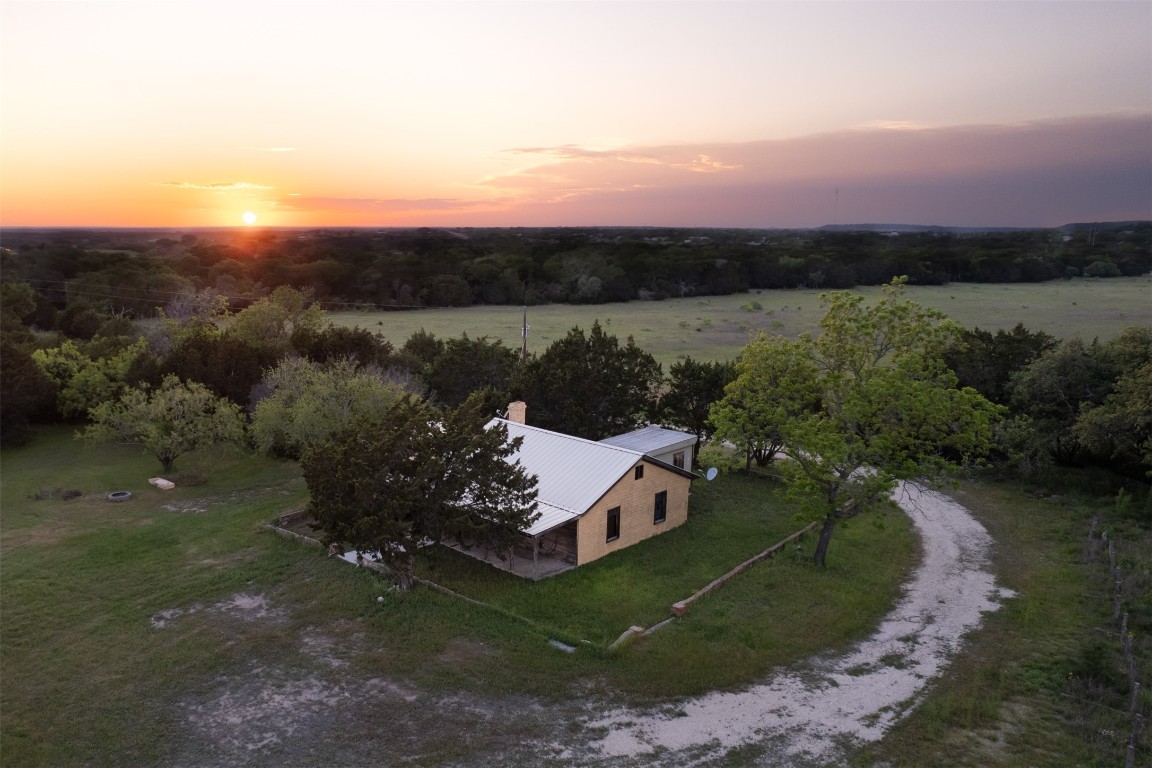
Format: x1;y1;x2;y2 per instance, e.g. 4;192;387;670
520;305;529;362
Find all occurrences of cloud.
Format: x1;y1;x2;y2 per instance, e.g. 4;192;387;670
255;147;296;152
505;145;742;173
477;113;1151;227
161;181;274;192
277;196;507;214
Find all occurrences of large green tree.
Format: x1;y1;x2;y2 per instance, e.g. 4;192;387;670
657;357;737;460
711;279;1001;567
250;357;411;459
82;375;246;472
33;338;150;419
513;322;662;440
1007;337;1118;465
423;334;519;407
1071;326;1152;476
302;394;539;590
226;286;325;356
944;323;1057;405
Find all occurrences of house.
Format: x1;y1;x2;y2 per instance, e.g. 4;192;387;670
445;402;698;579
599;424;696;470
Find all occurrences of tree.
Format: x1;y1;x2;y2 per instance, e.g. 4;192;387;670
291;324;394;368
1072;327;1152;477
302;394;539;590
33;338;149;418
1007;338;1115;465
713;279;1001;567
82;375;246;472
1075;360;1152;477
161;323;280;407
944;323;1057;405
227;286;325;355
396;328;445;373
658;357;736;462
250;357;411;459
0;281;38;340
709;340;818;470
423;334;518;407
513;322;662;440
0;335;55;446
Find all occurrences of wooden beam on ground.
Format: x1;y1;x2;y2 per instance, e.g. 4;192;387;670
671;521;819;617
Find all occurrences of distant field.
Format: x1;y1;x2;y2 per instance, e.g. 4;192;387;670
329;276;1151;365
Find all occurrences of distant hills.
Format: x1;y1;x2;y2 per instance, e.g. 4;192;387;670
818;221;1149;234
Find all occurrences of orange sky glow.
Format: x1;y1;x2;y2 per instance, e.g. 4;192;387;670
1;1;1149;228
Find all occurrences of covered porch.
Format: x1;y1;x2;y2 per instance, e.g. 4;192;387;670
442;520;578;581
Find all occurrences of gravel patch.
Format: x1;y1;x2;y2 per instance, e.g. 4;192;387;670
576;481;1015;766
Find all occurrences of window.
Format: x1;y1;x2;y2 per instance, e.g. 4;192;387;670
634;465;644;480
653;491;667;524
673;451;685;469
606;507;621;542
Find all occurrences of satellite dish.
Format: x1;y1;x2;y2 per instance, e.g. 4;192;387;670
705;467;718;481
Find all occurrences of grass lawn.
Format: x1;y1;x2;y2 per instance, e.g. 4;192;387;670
856;476;1152;768
327;276;1152;366
11;427;1144;765
1;428;919;764
419;473;920;697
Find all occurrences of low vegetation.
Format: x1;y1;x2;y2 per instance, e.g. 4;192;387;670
3;428;1149;764
856;474;1151;768
1;427;916;763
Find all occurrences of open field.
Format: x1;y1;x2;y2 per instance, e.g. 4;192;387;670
1;429;917;765
328;276;1151;365
4;428;1146;765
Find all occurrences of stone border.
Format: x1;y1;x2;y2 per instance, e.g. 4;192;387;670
671;521;819;616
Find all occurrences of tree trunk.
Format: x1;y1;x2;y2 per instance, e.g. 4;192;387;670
396;557;416;591
813;515;837;569
160;455;175;473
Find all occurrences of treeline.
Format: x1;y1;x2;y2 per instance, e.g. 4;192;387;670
3;278;1149;490
1;224;1148;331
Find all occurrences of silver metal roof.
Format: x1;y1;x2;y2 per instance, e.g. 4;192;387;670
487;418;648;537
598;424;697;454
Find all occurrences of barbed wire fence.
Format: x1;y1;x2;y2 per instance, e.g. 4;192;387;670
1084;514;1148;768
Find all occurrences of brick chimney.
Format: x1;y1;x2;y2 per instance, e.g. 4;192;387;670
507;401;527;424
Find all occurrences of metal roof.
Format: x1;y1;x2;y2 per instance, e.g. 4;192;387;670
598;424;697;454
487;418;649;537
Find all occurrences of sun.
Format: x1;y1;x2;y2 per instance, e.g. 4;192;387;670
242;211;257;225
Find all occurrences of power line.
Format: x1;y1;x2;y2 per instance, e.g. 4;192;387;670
1;276;535;315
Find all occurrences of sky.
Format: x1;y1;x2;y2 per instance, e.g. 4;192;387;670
1;1;1149;229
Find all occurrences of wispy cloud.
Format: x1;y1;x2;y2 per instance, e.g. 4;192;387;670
277;196;506;214
853;120;932;132
161;181;274;192
506;145;742;173
255;147;297;152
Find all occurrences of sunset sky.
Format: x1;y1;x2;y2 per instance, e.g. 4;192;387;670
2;1;1149;229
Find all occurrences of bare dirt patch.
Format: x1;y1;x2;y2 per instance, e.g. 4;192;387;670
157;483;1010;767
150;592;288;629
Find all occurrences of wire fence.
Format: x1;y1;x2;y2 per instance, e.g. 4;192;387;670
1084;516;1147;767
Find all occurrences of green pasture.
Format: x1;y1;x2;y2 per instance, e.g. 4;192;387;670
1;427;916;765
856;476;1151;768
2;430;1147;765
328;276;1151;365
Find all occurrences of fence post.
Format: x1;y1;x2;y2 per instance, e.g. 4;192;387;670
1114;570;1124;620
1126;711;1143;768
1084;516;1098;562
